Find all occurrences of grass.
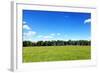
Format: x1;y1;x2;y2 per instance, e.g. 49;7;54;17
23;46;91;62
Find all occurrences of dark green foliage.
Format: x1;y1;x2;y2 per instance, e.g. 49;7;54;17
23;41;33;47
23;40;91;47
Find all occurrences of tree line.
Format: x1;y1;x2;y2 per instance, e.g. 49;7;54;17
23;40;91;47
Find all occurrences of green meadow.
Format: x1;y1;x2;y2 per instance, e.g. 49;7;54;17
23;46;91;62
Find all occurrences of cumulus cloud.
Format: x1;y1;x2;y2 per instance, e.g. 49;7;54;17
37;33;61;40
23;21;27;24
37;35;43;38
23;25;31;30
43;36;53;39
84;18;91;24
23;31;37;37
22;21;31;30
50;33;55;36
57;33;61;35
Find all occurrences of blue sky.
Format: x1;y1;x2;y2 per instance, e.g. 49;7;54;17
22;10;91;42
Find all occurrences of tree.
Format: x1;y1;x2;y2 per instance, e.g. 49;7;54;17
23;40;91;47
23;41;33;47
37;41;44;46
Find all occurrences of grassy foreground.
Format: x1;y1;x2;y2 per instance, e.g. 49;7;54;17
23;46;91;62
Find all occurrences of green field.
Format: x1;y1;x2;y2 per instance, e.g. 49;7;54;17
23;46;91;62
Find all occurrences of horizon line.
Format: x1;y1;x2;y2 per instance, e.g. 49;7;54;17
23;39;91;42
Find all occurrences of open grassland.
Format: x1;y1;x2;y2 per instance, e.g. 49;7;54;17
23;46;91;62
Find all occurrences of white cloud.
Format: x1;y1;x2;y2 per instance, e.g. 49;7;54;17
23;25;31;30
23;31;37;37
23;21;27;24
84;18;91;24
57;33;61;35
50;33;55;36
43;36;53;39
64;35;67;37
23;31;37;41
37;35;43;38
22;21;31;30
